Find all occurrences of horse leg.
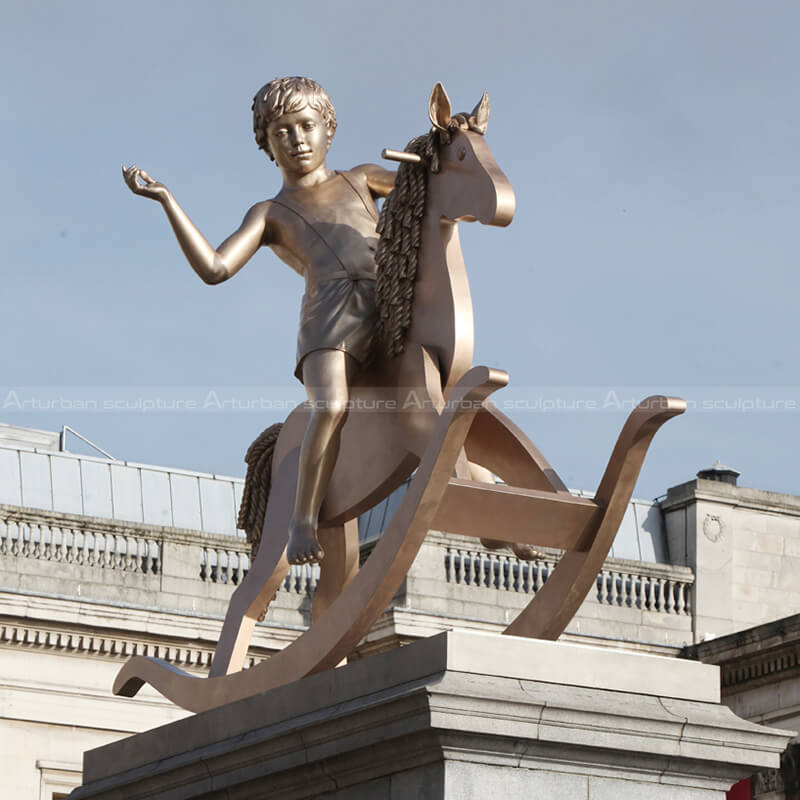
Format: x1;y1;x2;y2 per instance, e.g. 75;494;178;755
208;452;298;677
312;519;360;622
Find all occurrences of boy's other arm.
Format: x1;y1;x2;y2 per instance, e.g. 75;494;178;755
352;164;396;199
122;166;271;285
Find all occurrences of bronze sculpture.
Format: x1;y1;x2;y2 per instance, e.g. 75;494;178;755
117;79;685;712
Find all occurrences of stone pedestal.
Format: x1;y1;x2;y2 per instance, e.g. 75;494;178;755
70;631;793;799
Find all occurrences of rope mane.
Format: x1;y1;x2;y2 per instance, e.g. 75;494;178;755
374;111;484;359
374;131;441;359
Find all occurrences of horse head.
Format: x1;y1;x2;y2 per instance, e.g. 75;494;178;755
426;83;515;227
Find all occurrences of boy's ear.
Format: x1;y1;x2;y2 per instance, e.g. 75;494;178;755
428;82;452;132
469;91;490;134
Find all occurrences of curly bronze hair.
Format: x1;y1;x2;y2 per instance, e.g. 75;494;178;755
252;77;337;161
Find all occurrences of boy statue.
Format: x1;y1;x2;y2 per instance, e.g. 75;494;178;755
123;76;396;566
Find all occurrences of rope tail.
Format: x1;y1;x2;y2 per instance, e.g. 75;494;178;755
237;423;283;557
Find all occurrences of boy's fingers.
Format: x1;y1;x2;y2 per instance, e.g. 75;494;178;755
138;169;154;183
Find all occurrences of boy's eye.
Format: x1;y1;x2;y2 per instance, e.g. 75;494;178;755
303;122;315;130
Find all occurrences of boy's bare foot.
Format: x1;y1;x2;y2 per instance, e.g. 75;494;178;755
287;521;325;565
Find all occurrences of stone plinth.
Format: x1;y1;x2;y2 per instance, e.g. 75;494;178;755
70;631;793;799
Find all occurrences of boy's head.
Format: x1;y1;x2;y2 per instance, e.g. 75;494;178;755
253;77;337;161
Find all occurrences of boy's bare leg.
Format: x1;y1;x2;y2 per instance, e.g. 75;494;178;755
288;349;356;564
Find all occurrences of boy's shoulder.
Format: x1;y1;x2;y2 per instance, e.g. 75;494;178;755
348;163;386;180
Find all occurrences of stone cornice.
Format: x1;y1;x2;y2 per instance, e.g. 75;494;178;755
685;614;800;691
0;589;301;668
661;480;800;517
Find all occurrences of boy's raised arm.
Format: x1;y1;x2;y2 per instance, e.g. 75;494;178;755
122;166;270;285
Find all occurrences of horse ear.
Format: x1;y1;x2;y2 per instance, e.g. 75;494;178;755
469;91;490;134
428;82;452;131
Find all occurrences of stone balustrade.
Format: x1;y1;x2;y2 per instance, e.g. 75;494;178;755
0;503;697;654
444;543;694;617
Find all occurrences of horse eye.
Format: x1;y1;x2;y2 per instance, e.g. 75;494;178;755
457;147;466;161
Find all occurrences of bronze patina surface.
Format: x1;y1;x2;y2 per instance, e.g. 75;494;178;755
116;81;684;711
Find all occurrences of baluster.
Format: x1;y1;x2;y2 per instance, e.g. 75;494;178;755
85;531;96;566
623;572;632;607
40;524;51;560
675;581;685;614
145;540;154;574
501;555;510;591
21;524;32;557
116;536;126;570
444;548;452;582
53;527;64;562
654;578;664;611
602;570;612;604
485;551;495;589
126;538;137;572
72;529;82;565
533;560;543;593
230;551;240;585
663;579;673;613
684;583;692;615
0;517;8;556
9;520;20;556
63;528;74;563
28;523;36;557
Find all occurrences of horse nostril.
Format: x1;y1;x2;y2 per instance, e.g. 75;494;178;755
458;147;466;161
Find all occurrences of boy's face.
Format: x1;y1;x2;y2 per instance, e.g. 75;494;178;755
267;105;330;180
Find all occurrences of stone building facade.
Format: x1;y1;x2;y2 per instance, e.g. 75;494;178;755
1;423;799;798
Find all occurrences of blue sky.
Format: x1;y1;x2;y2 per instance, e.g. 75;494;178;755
2;1;799;498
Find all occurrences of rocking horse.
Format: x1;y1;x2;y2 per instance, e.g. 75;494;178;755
114;83;685;712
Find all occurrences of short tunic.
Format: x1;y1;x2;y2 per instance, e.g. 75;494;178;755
269;171;380;381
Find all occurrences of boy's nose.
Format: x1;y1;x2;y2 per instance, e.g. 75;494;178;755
289;127;304;146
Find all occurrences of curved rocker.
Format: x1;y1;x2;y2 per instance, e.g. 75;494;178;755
114;366;508;712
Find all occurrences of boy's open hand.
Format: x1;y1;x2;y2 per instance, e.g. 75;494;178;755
122;165;169;202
